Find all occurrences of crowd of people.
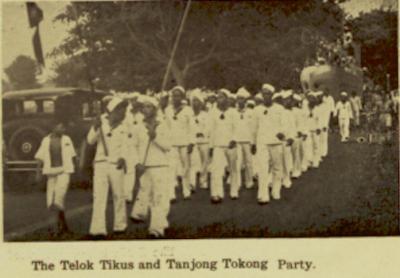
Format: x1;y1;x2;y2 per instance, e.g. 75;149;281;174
35;84;365;239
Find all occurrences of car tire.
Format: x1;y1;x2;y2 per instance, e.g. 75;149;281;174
8;126;48;161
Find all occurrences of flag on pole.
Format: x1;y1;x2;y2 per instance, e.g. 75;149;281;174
26;2;45;66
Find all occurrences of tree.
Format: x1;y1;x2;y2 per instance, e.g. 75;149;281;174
348;7;398;90
52;56;89;88
51;1;344;92
4;55;41;90
2;79;13;93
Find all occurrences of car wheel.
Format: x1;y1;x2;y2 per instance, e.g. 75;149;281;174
8;126;48;161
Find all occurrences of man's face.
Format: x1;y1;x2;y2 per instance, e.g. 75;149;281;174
141;102;157;119
255;98;263;106
262;91;272;105
217;92;228;108
108;106;126;125
228;97;236;108
283;97;292;108
208;95;216;104
53;123;66;136
160;96;169;109
172;90;184;106
237;96;246;108
341;95;347;102
192;98;203;111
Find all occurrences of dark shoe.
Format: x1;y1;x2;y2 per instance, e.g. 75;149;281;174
88;234;106;241
211;198;220;205
230;196;238;200
184;196;191;201
130;217;146;224
258;201;269;206
170;199;177;204
113;230;127;237
149;230;163;239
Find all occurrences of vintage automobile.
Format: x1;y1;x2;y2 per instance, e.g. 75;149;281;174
2;88;109;174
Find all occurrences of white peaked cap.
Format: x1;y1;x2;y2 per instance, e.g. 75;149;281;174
137;95;158;108
107;97;125;112
281;90;292;99
262;84;275;93
207;90;217;97
271;92;282;100
219;88;231;98
228;93;237;99
182;99;188;105
341;92;347;96
293;94;302;101
102;95;113;102
171;86;185;94
191;88;205;103
308;92;317;97
255;93;263;100
315;91;324;96
247;100;255;105
237;87;250;98
127;92;141;99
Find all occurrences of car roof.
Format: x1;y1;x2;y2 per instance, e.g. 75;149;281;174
3;87;109;101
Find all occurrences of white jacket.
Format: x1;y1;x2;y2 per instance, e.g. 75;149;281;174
191;110;211;144
253;103;286;145
335;101;353;119
35;134;76;175
235;107;256;144
209;108;238;148
165;105;195;146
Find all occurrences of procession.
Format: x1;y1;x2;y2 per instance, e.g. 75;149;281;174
2;1;398;242
34;83;372;239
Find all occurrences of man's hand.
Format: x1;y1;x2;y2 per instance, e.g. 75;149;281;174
323;127;327;132
302;134;308;141
228;140;237;149
251;144;257;155
297;132;303;138
93;117;102;131
316;129;321;135
276;133;285;141
286;138;294;146
147;129;156;141
116;158;126;173
209;148;214;158
135;163;146;178
187;144;194;154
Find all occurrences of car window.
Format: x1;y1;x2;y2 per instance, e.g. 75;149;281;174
43;100;54;113
23;101;37;113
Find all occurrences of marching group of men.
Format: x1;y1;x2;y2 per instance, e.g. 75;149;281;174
36;82;356;239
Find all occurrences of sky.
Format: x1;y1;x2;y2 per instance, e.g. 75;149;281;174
1;0;398;83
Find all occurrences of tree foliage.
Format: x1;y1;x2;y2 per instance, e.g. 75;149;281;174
348;7;398;90
4;55;41;90
51;1;345;93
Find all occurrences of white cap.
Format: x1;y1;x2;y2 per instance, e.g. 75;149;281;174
103;95;113;103
207;90;217;98
281;90;293;99
219;88;231;98
341;92;347;96
255;93;263;100
127;92;141;99
293;94;302;101
160;90;169;98
137;95;158;108
182;99;188;105
262;84;275;93
228;93;236;100
190;88;205;103
237;87;250;98
171;86;185;94
271;92;282;100
107;97;125;112
315;91;324;96
247;100;255;105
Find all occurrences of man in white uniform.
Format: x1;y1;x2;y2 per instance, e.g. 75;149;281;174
335;92;353;142
253;84;286;204
190;89;211;189
235;87;256;189
318;91;331;159
280;90;295;188
291;93;306;178
165;86;195;200
349;91;362;127
87;97;130;239
209;89;239;203
130;95;172;238
307;92;322;168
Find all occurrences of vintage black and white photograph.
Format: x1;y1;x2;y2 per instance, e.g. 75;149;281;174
2;0;398;242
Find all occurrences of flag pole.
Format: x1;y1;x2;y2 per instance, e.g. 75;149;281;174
70;2;109;157
142;0;192;165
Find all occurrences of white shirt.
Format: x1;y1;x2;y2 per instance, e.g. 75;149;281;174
282;108;297;140
253;103;286;145
317;102;331;128
209;108;238;148
191;110;211;144
235;107;256;144
131;120;171;167
87;119;131;164
323;95;335;114
335;101;353;119
292;107;307;135
349;96;362;112
35;134;76;175
305;106;320;132
165;105;195;146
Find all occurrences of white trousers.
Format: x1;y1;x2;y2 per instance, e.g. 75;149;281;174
89;162;127;235
282;144;293;187
171;146;191;198
46;172;70;210
339;118;350;141
257;144;283;202
131;167;171;235
166;151;177;200
311;132;321;168
237;142;253;188
190;143;209;188
354;110;360;126
300;134;312;172
320;129;328;158
210;147;238;199
291;139;302;178
123;169;136;202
